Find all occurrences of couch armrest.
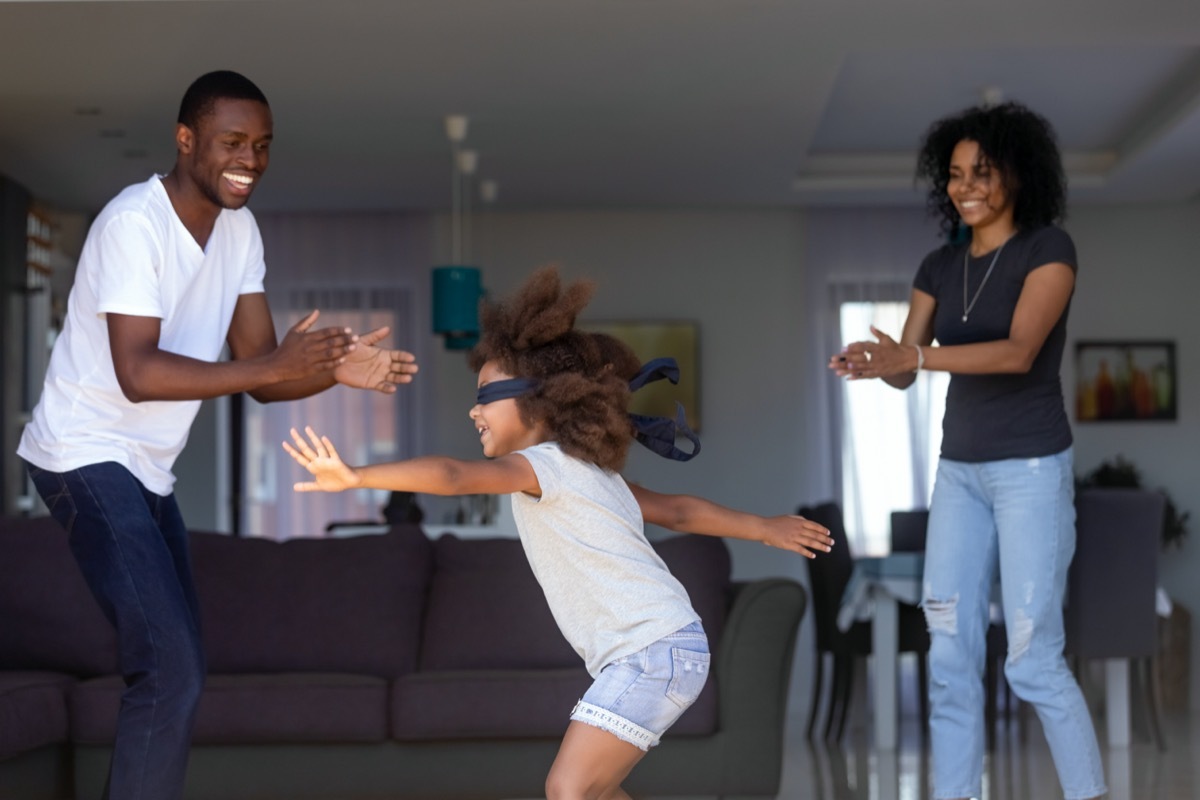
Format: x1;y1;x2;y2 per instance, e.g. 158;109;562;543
713;578;807;791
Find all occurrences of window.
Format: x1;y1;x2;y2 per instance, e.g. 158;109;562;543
838;300;947;555
239;287;417;539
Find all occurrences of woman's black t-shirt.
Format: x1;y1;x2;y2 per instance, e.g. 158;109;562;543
914;225;1076;462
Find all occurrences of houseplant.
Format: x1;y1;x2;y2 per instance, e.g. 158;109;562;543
1076;455;1190;549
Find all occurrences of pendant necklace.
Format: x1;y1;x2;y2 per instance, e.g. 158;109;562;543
962;236;1011;323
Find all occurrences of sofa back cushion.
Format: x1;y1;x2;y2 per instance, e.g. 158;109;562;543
418;533;731;671
191;525;432;677
419;535;577;670
653;533;732;646
0;516;118;676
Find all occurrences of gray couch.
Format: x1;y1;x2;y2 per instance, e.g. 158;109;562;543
0;515;807;800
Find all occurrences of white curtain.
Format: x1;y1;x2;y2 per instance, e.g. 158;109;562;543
241;287;418;539
802;208;947;554
240;213;433;539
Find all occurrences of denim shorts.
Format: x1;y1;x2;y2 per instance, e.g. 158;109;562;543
570;620;709;751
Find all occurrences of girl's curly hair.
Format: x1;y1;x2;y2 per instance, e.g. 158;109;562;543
916;101;1066;236
468;266;636;472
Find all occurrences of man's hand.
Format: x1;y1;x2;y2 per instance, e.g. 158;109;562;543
759;515;835;558
270;310;358;382
284;426;363;492
333;326;419;393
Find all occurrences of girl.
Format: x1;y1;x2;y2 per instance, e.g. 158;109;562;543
286;266;832;800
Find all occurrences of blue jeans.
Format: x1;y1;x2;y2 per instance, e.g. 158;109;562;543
923;448;1105;800
27;461;205;800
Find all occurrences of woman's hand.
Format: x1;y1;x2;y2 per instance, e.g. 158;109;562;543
283;426;363;492
829;326;917;380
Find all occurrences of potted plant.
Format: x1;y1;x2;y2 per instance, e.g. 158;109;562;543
1076;455;1189;549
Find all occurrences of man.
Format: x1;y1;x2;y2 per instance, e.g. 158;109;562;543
17;70;418;800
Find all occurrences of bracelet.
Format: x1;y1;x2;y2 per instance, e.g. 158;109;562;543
913;344;924;373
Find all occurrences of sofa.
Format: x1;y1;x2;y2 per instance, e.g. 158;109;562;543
0;514;807;800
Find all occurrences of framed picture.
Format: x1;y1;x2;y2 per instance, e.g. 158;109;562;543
1075;340;1176;422
582;321;700;431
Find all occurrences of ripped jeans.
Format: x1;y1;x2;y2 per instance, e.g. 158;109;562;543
923;448;1105;800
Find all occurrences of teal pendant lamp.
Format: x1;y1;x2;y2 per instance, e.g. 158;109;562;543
433;265;481;350
432;115;488;350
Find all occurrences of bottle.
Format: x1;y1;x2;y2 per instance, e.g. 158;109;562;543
1095;359;1116;419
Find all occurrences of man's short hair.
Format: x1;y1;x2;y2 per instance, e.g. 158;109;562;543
177;70;269;130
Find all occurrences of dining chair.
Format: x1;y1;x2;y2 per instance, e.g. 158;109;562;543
1065;487;1167;751
889;509;929;553
801;501;929;741
887;510;931;730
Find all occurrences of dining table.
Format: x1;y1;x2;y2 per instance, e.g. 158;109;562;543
837;550;925;751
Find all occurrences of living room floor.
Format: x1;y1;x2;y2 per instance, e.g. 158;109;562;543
771;706;1198;800
633;656;1199;800
594;708;1197;800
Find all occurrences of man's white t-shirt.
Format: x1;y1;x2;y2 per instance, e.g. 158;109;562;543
18;175;266;496
511;442;699;677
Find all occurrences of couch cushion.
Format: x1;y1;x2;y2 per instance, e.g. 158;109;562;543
418;534;731;672
418;536;579;671
652;534;732;647
0;516;118;676
392;667;717;740
191;525;432;677
392;668;591;739
70;673;389;745
0;671;75;759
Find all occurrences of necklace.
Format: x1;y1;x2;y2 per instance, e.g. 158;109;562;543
962;237;1011;323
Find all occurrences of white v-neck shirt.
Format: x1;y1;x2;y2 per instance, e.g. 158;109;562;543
19;175;266;495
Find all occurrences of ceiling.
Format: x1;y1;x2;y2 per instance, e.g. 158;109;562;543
3;0;1200;215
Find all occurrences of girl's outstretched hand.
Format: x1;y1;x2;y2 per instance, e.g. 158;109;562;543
760;515;835;558
283;426;363;492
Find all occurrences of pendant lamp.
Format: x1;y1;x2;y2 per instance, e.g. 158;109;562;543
432;115;485;350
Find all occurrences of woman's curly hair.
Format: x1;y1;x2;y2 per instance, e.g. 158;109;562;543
468;266;636;472
916;101;1066;236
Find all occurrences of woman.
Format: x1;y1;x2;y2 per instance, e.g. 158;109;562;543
830;102;1105;800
